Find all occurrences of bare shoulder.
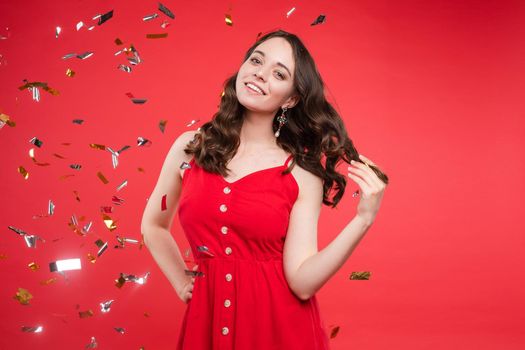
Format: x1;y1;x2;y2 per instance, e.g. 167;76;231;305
289;161;324;202
169;129;200;178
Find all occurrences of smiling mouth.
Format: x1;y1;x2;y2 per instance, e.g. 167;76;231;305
245;82;266;95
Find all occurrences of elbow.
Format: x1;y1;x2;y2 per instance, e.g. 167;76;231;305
289;283;313;301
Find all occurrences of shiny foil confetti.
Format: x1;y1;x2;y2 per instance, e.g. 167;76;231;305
161;20;170;28
286;7;296;17
161;194;167;211
76;21;84;31
53;153;66;159
73;190;81;201
66;68;75;77
225;14;233;26
18;166;29;179
180;161;191;170
116;179;127;191
159;119;167;133
21;326;43;333
197;245;214;257
62;53;77;59
186;119;199;127
112;195;124;205
48;200;55;215
146;33;168;39
18;81;59;96
97;10;114;25
85;336;98;348
114;327;125;334
90;143;106;150
97;242;108;257
87;253;96;263
115;272;150;288
159;2;175;19
70;164;82;170
82;221;93;234
311;14;326;26
100;300;114;313
79;309;94;318
350;271;371;280
14;288;33;305
0;113;16;128
185;269;204;277
29;136;43;147
329;325;340;338
118;64;132;73
102;213;117;231
28;262;40;271
143;13;159;21
137;137;151;147
77;51;94;60
352;189;360;198
97;171;109;184
72;119;84;124
55;26;62;38
29;148;50;166
49;258;82;272
40;277;58;285
126;44;142;65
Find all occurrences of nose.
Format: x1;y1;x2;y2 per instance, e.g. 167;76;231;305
254;67;267;81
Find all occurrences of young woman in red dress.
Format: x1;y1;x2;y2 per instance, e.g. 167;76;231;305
141;29;389;349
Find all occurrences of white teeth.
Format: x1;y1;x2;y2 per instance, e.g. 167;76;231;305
246;83;264;95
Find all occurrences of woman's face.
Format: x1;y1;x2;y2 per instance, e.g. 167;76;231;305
235;37;298;114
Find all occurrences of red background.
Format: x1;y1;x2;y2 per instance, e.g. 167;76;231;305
1;0;524;349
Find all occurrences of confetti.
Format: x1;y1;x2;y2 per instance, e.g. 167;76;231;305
8;225;44;247
116;179;128;191
115;272;150;288
329;325;340;338
28;262;40;271
161;20;170;29
186;119;199;127
90;143;105;150
185;269;204;277
0;113;16;128
311;14;326;26
197;245;214;257
72;119;84;124
159;2;175;19
53;153;66;159
48;200;55;215
66;68;75;77
112;195;125;206
126;45;142;65
137;167;145;173
118;64;132;73
159;119;167;133
29;148;50;166
97;171;109;184
97;10;114;25
40;277;57;285
100;300;114;313
146;33;168;39
49;258;82;272
55;26;62;38
18;81;59;96
97;242;108;257
18;166;29;179
349;271;371;280
14;288;33;305
161;194;167;211
73;190;81;201
352;189;360;198
100;206;113;213
70;164;82;170
76;21;84;31
180;161;191;170
82;221;93;234
21;326;43;333
286;7;296;18
225;14;233;26
87;253;96;264
114;327;125;334
77;52;94;60
85;336;98;349
143;13;159;21
137;137;151;147
102;213;117;231
29;136;43;147
79;309;94;318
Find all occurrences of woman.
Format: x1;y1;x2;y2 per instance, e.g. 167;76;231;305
141;29;388;349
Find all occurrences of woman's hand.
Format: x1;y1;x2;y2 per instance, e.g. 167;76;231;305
177;264;199;304
347;154;387;225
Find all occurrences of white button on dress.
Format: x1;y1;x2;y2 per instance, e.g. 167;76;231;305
224;299;231;307
219;204;228;212
225;273;232;282
225;247;232;255
221;326;229;335
223;186;231;194
221;226;228;234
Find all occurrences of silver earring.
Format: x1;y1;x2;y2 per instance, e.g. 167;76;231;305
274;107;288;137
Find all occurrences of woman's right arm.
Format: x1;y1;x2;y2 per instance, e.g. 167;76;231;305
140;130;199;303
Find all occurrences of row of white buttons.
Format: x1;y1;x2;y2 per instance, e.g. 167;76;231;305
222;186;232;336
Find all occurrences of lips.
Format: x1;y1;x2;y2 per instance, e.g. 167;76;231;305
245;81;266;95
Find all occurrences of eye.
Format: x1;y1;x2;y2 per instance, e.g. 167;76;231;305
250;57;261;64
275;71;285;79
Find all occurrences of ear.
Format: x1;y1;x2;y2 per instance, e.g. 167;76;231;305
284;94;300;109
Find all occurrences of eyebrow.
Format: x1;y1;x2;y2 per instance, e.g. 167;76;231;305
252;50;292;77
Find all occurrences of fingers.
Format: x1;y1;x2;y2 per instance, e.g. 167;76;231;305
353;155;384;189
348;161;374;190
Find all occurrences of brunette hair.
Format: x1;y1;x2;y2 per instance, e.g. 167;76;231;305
185;29;389;208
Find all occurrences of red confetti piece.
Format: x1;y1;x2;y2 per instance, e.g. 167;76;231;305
161;194;167;211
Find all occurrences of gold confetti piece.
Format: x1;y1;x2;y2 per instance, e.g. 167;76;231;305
66;68;75;77
114;327;125;334
79;309;94;318
55;26;61;38
159;119;167;133
159;2;175;19
97;171;109;184
311;14;326;26
329;325;340;338
40;277;57;285
100;300;114;313
146;33;168;39
116;179;127;191
115;38;123;45
49;258;81;272
115;275;126;288
18;166;29;179
350;271;371;280
102;213;117;231
225;14;233;26
21;326;43;333
286;7;296;17
90;143;105;150
14;288;33;305
18;81;60;96
0;113;16;128
87;253;96;264
28;262;39;271
86;336;98;349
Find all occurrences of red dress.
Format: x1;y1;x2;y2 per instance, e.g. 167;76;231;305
176;154;331;350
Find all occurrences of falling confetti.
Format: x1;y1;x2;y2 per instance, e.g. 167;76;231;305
76;21;84;31
286;7;296;18
329;325;340;338
161;194;167;211
49;258;82;272
186;119;199;127
97;171;109;184
146;33;168;39
225;14;233;26
76;52;94;60
79;309;94;318
40;277;58;285
0;113;16;128
311;14;326;26
48;200;55;215
114;327;125;334
112;195;125;206
90;143;106;150
29;136;43;147
21;326;43;333
97;10;114;25
116;179;128;191
118;64;132;73
115;272;150;288
18;166;29;179
18;81;59;96
70;164;82;170
180;162;191;170
349;271;371;280
66;68;75;77
159;2;175;19
185;269;204;277
28;262;40;271
143;13;159;21
102;213;117;231
55;26;62;38
137;137;151;147
29;148;50;166
14;288;33;305
73;119;84;124
100;300;114;313
126;92;147;104
85;336;98;348
159;119;167;133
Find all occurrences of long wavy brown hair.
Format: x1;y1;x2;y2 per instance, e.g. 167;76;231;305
185;29;389;208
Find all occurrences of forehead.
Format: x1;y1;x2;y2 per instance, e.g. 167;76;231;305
253;37;295;69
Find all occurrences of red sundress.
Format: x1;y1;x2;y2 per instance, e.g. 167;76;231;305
176;154;331;350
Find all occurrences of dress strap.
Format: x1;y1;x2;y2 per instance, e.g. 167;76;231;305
283;154;294;167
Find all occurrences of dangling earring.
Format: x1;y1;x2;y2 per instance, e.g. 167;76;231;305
274;106;288;137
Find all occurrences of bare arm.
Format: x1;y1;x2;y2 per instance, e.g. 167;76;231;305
140;130;198;296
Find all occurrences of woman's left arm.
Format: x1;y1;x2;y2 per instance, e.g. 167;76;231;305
283;154;387;301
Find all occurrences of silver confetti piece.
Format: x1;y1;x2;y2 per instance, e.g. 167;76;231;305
158;2;175;19
48;200;55;215
76;52;94;60
32;86;40;101
180;162;191;170
118;64;132;73
49;258;81;272
82;221;93;234
185;269;204;277
97;242;108;257
76;21;84;31
100;299;114;313
197;245;214;257
85;336;98;349
143;13;159;21
62;53;77;59
114;327;125;334
21;326;43;333
116;180;128;191
137;137;151;146
186;119;199;127
286;7;296;17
